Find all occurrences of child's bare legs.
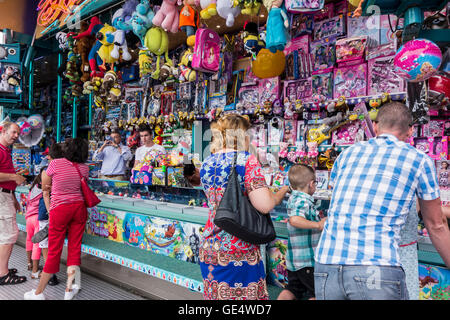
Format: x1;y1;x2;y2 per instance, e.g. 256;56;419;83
35;272;52;295
31;259;40;274
26;251;32;270
277;289;297;300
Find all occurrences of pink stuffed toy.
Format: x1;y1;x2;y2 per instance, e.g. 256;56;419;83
152;0;181;33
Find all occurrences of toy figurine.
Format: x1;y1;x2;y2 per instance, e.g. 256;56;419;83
262;0;289;53
242;21;265;59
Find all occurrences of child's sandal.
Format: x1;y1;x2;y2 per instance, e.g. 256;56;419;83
0;272;27;285
31;271;41;279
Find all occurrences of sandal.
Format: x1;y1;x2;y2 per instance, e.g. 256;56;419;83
0;272;27;285
9;268;18;274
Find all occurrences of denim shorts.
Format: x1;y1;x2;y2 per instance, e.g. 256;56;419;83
314;263;409;300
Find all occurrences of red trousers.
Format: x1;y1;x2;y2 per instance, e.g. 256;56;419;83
43;201;87;274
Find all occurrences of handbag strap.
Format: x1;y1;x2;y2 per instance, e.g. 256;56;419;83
72;162;84;181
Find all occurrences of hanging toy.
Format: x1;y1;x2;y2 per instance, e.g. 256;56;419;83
178;47;196;82
179;0;200;46
235;0;261;16
217;0;240;27
143;27;172;79
263;0;289;53
242;21;265;59
73;21;96;83
152;0;181;34
131;0;155;47
200;0;217;19
252;48;286;78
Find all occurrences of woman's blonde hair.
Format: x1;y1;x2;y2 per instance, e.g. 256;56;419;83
210;114;251;153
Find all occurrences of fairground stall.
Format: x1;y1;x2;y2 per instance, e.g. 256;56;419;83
6;0;450;299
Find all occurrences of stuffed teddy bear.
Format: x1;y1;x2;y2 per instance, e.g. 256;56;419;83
152;0;180;34
73;20;96;82
217;0;240;27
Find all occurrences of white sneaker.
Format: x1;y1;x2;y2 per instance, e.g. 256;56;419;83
24;289;45;300
64;284;80;300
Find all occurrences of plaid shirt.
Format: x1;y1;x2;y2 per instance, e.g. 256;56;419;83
315;134;440;267
286;190;321;271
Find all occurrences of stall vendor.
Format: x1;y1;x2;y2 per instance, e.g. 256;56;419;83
94;130;132;181
134;126;166;167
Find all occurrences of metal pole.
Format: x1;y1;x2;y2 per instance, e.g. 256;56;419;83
73;97;77;138
56;53;62;142
88;93;93;140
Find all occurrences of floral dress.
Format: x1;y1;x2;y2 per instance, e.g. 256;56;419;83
199;151;269;300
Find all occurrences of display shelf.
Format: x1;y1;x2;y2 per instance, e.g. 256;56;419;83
195;92;407;120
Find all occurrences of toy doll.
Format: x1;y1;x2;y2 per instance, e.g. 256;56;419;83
263;0;289;53
179;0;200;47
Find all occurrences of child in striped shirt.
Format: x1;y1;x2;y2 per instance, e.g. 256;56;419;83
278;164;327;300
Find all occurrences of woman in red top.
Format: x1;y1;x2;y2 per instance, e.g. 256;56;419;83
24;138;90;300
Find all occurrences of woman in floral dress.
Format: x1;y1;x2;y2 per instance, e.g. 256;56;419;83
199;114;289;300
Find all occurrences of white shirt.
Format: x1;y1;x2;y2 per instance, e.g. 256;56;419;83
135;144;166;162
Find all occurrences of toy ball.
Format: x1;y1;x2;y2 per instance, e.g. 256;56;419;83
252;49;286;79
394;39;442;82
28;115;43;129
17;121;31;136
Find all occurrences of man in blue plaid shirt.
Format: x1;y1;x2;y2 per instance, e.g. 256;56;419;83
314;102;450;300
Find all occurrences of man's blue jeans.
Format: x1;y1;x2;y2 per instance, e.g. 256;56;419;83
314;263;409;300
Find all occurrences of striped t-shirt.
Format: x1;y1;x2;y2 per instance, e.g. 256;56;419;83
46;158;89;211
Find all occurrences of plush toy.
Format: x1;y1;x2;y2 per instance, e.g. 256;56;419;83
73;17;105;78
112;1;139;61
152;0;180;34
263;0;289;53
55;32;69;51
200;0;217;19
97;24;119;65
217;0;240;27
131;0;155;47
178;47;196;82
160;62;177;82
234;0;261;16
143;27;172;79
73;21;96;82
179;0;200;46
242;21;265;59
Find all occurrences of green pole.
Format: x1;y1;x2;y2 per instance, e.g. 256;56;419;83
72;97;77;138
88;93;93;126
56;53;62;142
28;60;33;109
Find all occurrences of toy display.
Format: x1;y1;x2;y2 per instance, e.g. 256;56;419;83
25;0;450;298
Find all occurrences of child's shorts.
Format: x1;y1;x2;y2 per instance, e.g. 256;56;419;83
38;220;49;249
285;267;315;300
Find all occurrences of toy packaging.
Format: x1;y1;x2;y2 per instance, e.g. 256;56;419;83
313;2;334;21
238;85;260;109
422;120;445;137
333;63;367;99
283;119;297;145
336;36;367;64
315;170;329;190
379;14;402;45
284;35;310;55
258;77;281;105
284;78;313;102
313;14;346;41
312;70;333;99
428;136;448;161
310;37;336;71
285;0;324;13
347;14;380;47
152;167;167;186
332;120;365;146
290;13;314;38
436;160;450;202
366;42;396;61
368;55;405;95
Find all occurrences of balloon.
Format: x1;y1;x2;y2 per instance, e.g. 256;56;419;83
394;39;442;82
251;48;286;79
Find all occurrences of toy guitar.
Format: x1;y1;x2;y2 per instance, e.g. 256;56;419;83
307;112;359;145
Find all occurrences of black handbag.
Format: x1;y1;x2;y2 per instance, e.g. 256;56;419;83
213;152;276;245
